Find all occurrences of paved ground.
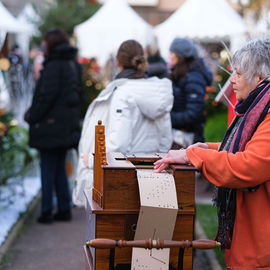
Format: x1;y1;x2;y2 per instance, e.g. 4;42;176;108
194;175;216;270
0;176;217;270
0;205;85;270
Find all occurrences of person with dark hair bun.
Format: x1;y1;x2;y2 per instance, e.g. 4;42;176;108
25;28;82;223
73;39;173;206
115;39;147;78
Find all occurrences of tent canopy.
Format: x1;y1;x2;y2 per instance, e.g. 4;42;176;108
254;11;270;35
75;0;153;65
17;3;40;36
0;2;30;34
16;4;41;61
155;0;247;60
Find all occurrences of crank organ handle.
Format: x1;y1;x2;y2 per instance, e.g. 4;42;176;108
86;238;221;250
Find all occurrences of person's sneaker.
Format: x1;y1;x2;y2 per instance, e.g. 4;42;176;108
53;210;72;221
37;211;53;224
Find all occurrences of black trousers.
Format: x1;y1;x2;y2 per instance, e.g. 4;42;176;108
40;149;70;213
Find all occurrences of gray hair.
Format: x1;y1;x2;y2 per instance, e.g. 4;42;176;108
232;38;270;84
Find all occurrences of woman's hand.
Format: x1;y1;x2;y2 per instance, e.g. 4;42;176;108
24;109;30;123
81;154;89;168
154;149;190;173
187;142;209;149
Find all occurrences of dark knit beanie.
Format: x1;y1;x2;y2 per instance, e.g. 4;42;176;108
169;38;198;58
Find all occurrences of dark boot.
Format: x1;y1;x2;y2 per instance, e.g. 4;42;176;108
37;211;53;224
53;210;72;221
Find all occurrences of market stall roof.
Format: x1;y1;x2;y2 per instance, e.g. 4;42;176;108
155;0;247;59
0;2;30;33
74;0;153;65
99;0;158;6
16;4;41;61
254;11;270;35
17;3;40;35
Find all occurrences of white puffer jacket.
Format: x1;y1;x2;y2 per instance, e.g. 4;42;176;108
72;77;173;206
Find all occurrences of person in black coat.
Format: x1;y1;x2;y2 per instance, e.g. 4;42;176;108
145;43;168;79
169;38;213;148
25;28;82;224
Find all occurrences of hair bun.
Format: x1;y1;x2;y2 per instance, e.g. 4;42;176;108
131;56;144;68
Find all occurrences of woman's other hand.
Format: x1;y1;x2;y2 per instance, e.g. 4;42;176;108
154;149;190;173
187;142;209;149
81;154;89;168
24;109;30;123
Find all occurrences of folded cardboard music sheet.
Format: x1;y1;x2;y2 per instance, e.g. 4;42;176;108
131;169;178;270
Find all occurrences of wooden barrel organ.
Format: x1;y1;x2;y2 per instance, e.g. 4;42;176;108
84;121;197;270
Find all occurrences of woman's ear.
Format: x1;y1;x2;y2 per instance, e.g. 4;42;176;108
258;75;265;84
256;75;265;85
116;59;124;71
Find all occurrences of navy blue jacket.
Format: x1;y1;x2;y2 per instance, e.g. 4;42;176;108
171;58;213;143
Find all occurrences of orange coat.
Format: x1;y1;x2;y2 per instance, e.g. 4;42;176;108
186;113;270;269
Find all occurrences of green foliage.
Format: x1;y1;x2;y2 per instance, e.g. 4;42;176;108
205;111;227;142
205;60;230;118
204;89;227;118
33;0;100;45
0;112;36;186
204;59;230;143
196;203;226;269
79;57;104;118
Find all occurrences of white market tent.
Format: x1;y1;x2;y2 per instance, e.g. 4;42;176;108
0;2;30;34
16;4;40;61
17;4;40;36
74;0;153;65
155;0;247;60
254;11;270;36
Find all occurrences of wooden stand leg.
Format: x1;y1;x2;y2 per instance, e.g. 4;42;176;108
83;245;94;270
178;248;185;270
109;248;115;270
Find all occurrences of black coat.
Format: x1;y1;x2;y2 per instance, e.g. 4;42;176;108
28;44;82;150
170;58;213;143
146;56;168;79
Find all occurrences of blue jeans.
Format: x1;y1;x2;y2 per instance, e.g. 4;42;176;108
40;149;70;213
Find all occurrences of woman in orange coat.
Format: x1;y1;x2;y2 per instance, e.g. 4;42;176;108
154;38;270;269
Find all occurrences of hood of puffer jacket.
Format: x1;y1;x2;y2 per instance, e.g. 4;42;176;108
45;43;78;62
119;77;173;120
190;58;213;86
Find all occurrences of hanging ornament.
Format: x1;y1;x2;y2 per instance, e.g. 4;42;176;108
0;58;10;71
0;33;9;71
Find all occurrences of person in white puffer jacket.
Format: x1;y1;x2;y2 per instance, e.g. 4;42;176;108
73;40;173;207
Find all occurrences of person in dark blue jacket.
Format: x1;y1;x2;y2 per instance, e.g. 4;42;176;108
169;38;213;148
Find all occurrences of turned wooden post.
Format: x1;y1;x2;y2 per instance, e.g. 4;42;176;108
93;120;107;207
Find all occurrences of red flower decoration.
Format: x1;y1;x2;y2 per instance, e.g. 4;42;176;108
226;65;232;72
212;101;218;107
78;57;90;65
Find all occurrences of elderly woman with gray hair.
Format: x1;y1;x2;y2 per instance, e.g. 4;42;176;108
154;38;270;269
